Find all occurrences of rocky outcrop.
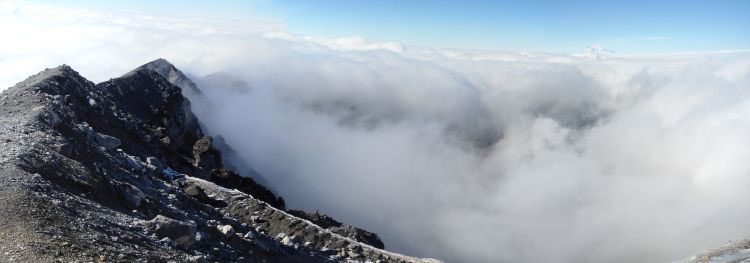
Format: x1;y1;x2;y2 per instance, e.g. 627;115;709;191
183;183;226;208
143;215;198;249
0;60;439;262
190;177;430;263
288;210;385;249
210;168;286;210
130;58;203;98
677;239;750;263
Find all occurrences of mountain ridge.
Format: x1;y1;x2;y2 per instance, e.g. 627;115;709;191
0;60;438;263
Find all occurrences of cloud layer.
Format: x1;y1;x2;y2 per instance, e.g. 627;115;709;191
3;2;750;262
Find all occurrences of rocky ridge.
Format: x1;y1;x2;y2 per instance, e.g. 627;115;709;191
677;239;750;263
0;60;440;263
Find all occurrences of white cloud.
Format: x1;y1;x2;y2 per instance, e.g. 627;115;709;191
264;32;405;52
0;0;17;14
2;2;750;263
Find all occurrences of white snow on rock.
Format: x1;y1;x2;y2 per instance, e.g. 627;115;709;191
676;239;750;263
217;224;235;236
573;45;615;59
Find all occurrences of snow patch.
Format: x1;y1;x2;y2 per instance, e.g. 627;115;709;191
574;45;615;59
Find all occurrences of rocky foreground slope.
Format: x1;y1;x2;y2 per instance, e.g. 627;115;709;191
0;60;439;263
677;239;750;263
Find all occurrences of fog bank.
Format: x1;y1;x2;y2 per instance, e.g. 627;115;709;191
3;2;750;262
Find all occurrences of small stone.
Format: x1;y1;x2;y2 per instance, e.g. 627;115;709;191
281;236;292;246
216;225;235;236
145;157;164;171
187;255;207;263
347;251;361;258
95;133;121;151
195;231;209;242
53;141;73;156
160;237;173;243
115;181;147;209
347;244;363;253
161;167;185;181
281;235;302;246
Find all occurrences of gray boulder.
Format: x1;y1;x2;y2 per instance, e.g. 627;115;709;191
33;106;61;127
145;157;164;171
114;181;148;209
143;215;197;249
96;132;121;150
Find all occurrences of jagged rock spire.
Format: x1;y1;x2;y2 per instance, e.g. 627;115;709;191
130;58;203;98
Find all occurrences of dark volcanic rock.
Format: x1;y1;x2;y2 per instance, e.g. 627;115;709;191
144;215;198;249
131;58;203;98
288;210;385;249
0;61;438;263
183;183;226;208
331;225;386;250
191;136;223;178
96;132;121;150
288;210;344;229
95;68;208;176
210;168;286;210
192;136;213;165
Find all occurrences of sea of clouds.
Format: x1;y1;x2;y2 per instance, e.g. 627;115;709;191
3;1;750;262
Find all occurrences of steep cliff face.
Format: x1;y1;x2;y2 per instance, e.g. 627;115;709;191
0;61;439;263
129;58;204;99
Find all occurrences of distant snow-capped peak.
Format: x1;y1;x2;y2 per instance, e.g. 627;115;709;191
574;45;615;59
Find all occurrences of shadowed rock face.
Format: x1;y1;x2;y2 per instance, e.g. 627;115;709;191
209;168;286;209
94;68;208;177
0;60;437;263
130;58;203;99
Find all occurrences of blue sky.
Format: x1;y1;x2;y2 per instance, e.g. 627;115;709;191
32;0;750;53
